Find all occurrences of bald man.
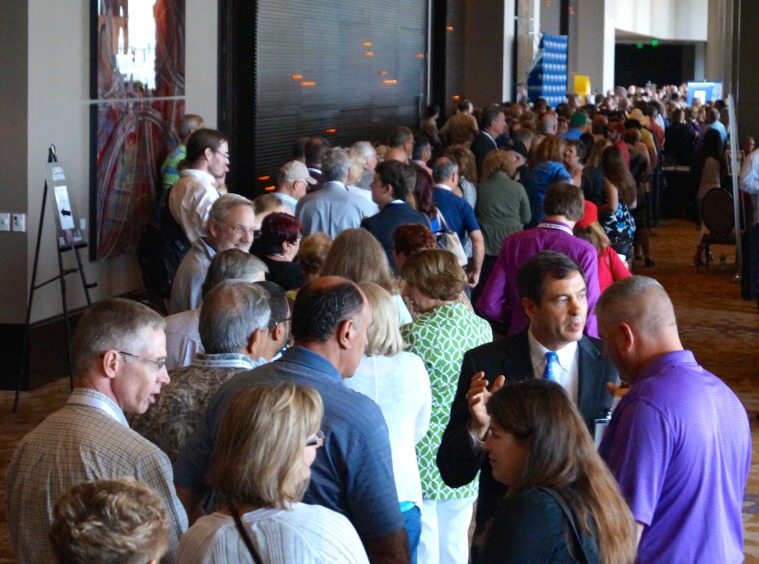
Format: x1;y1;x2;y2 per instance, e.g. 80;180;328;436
597;276;750;563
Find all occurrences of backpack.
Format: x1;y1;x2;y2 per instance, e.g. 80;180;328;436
136;188;191;298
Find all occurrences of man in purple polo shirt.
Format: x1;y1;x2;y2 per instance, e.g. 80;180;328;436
476;182;599;337
597;276;750;563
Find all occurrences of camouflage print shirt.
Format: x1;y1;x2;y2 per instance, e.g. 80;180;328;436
128;353;264;463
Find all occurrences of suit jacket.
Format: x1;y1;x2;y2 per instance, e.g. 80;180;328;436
471;132;497;176
361;202;430;272
437;331;617;536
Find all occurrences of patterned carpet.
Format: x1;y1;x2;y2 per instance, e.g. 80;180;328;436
0;219;757;562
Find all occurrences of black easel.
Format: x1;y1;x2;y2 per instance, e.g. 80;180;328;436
13;145;97;413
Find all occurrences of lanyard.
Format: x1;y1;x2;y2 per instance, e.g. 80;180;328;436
67;391;128;427
537;221;573;235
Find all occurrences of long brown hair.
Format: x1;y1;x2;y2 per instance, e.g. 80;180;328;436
601;145;637;206
529;134;563;168
487;380;637;563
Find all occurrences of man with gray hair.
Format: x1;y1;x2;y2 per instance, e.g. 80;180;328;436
296;147;378;238
432;156;485;287
6;299;187;563
597;276;750;563
131;280;279;463
176;277;408;562
351;140;378;189
169;193;257;314
164;248;268;370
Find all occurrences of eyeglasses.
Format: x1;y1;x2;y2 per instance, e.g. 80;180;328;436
225;224;256;238
306;430;325;448
117;351;167;371
212;148;231;160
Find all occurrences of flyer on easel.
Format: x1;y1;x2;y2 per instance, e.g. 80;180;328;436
45;163;85;249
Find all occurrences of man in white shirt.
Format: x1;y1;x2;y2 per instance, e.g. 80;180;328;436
6;299;188;563
168;128;230;242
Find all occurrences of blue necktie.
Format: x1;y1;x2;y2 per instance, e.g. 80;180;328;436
543;351;559;382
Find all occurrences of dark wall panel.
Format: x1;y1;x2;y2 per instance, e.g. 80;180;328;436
225;0;427;195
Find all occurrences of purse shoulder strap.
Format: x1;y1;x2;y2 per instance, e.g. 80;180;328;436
536;488;590;564
229;504;264;564
435;207;452;233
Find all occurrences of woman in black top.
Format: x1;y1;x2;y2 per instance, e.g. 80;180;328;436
251;212;305;291
476;380;636;563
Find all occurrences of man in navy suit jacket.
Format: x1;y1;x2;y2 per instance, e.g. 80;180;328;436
437;251;617;554
362;160;430;272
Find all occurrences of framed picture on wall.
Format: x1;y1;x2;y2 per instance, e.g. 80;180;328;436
89;0;186;260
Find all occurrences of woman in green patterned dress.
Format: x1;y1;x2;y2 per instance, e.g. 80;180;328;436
400;249;492;564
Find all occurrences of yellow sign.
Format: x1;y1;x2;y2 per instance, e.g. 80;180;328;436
574;75;591;96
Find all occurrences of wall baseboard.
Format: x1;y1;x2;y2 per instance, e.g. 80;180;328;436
0;290;159;391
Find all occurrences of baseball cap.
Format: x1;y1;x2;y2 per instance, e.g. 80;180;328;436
570;111;589;127
280;160;317;184
576;200;598;229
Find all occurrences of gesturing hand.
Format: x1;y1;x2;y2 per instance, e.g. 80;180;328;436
466;371;506;440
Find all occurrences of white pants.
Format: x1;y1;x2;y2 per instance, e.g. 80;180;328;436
418;497;475;564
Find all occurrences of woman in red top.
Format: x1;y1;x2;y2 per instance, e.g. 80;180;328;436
574;200;631;292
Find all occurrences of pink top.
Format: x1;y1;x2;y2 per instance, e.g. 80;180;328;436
598;246;631;292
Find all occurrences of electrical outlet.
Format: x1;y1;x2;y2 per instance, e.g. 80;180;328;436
0;213;9;232
12;213;26;232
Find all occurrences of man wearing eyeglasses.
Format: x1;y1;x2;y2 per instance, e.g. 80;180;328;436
6;299;188;564
169;193;257;314
168;127;230;243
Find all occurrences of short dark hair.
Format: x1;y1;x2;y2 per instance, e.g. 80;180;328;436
388;125;413;148
291;279;365;343
517;251;584;304
304;136;330;166
544;182;585;221
375;160;415;201
185;128;227;164
292;136;310;161
457;99;471;112
412;132;431;160
254;212;303;257
255;280;290;328
481;106;504;130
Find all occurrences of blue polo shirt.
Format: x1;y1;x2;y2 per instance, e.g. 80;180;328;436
433;185;480;241
174;346;402;540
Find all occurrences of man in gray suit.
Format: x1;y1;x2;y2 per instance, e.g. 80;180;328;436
437;251;617;556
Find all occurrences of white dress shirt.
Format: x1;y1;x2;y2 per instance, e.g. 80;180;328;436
528;330;579;404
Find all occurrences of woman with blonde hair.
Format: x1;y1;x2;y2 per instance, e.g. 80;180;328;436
574;201;631;292
345;283;432;563
50;477;170;564
178;383;368;563
400;249;492;564
477;379;637;563
321;228;412;325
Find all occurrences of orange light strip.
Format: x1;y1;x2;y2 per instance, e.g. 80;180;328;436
258;175;270;181
361;41;372;47
291;74;303;80
363;51;375;57
300;81;317;87
446;25;455;31
264;185;276;191
382;79;398;85
325;128;337;134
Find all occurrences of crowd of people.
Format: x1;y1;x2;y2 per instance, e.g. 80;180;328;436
4;84;754;564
